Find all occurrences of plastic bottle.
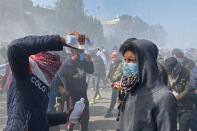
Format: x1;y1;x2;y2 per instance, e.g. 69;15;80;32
69;98;85;124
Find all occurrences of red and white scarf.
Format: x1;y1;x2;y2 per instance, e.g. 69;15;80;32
30;52;62;83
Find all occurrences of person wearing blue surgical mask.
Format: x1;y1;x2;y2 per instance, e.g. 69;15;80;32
116;38;177;131
122;38;139;77
122;61;139;77
120;44;140;94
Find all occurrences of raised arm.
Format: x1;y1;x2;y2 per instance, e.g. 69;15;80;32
7;35;65;80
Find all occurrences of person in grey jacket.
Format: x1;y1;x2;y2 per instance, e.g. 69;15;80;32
116;38;177;131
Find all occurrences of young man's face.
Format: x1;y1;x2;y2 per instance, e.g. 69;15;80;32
123;50;137;63
71;49;79;61
71;49;85;61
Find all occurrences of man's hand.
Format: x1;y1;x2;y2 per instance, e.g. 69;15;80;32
57;86;69;96
66;109;84;124
193;89;197;94
66;108;74;118
85;54;92;61
64;35;78;45
67;31;86;45
111;82;121;90
61;36;78;49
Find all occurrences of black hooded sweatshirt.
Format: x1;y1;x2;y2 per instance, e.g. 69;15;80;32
6;35;68;131
118;39;177;131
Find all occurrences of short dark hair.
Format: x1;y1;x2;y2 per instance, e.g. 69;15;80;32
119;38;137;56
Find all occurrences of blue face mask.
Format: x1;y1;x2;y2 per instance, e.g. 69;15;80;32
123;62;139;77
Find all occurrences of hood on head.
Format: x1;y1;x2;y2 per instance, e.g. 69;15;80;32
121;38;161;91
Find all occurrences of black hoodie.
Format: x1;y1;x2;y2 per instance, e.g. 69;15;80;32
6;35;68;131
118;39;177;131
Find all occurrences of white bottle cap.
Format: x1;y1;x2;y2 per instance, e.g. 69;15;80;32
80;98;85;102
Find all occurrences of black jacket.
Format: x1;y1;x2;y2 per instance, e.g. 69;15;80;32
6;35;66;131
168;66;192;110
118;39;177;131
55;57;94;99
181;57;195;70
92;55;105;76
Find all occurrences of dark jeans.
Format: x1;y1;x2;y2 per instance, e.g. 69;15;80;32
190;105;197;131
178;110;192;131
107;88;118;113
6;79;68;131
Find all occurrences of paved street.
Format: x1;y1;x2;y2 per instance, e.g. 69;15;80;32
0;88;118;131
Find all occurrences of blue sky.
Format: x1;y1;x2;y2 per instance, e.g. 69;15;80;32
32;0;197;48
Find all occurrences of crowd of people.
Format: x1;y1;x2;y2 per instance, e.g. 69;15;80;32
0;32;197;131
